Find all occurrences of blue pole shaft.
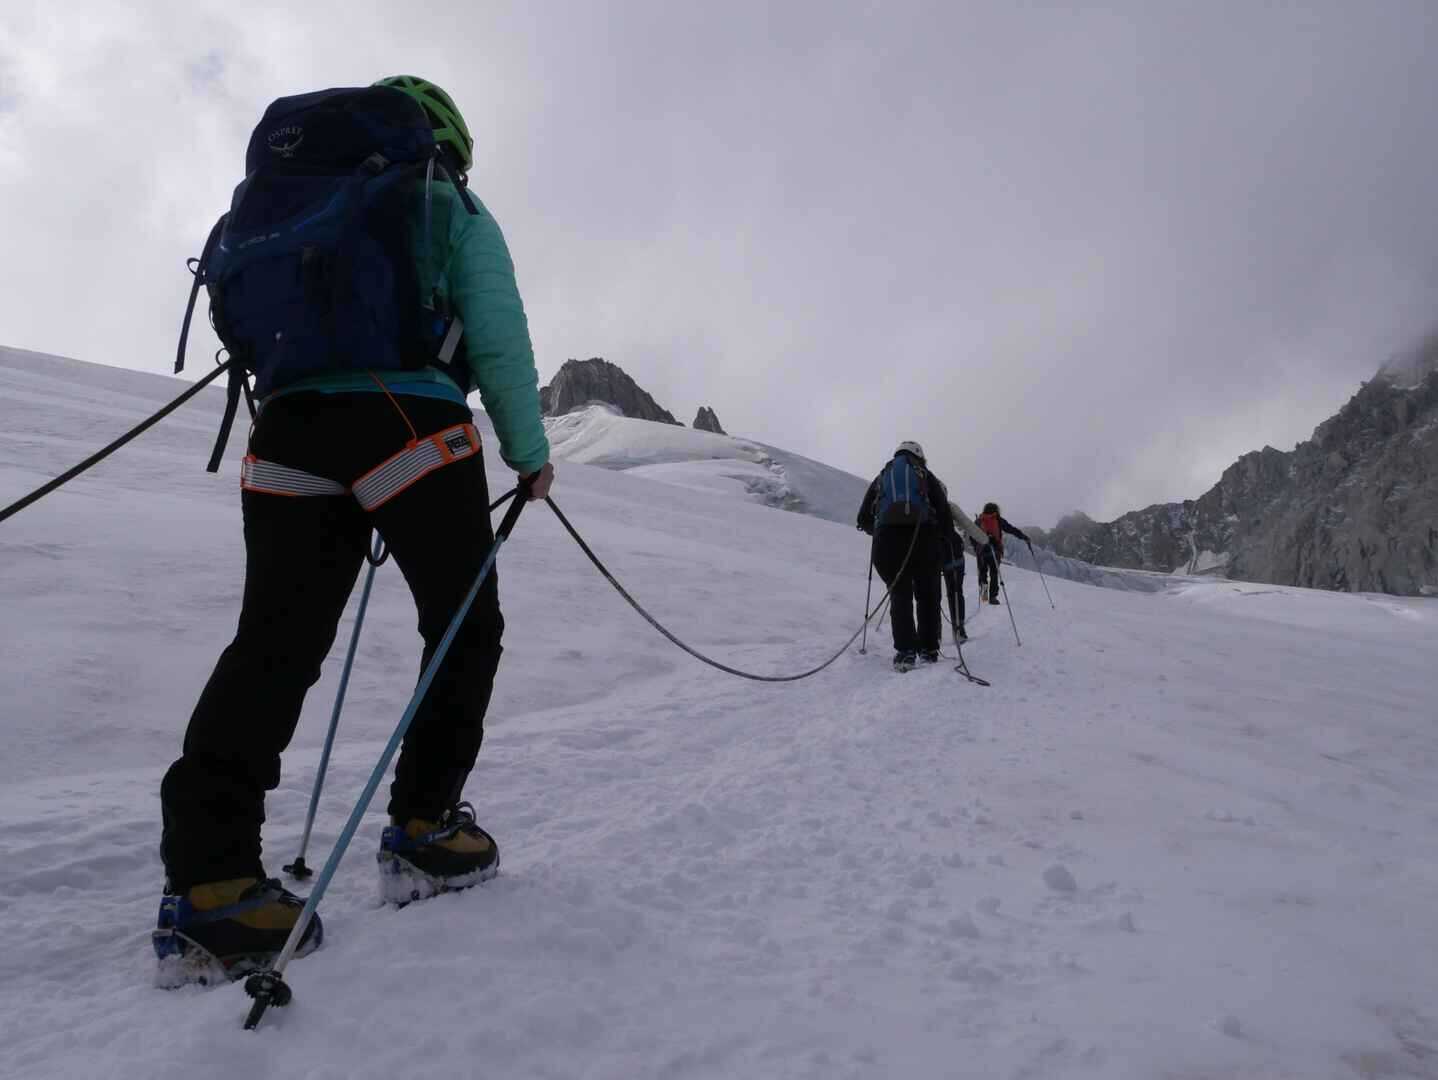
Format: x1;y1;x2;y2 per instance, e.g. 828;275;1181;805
292;533;384;866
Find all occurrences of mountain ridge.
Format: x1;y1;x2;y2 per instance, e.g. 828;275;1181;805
1031;338;1438;596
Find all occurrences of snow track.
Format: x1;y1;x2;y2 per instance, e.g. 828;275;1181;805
2;349;1437;1078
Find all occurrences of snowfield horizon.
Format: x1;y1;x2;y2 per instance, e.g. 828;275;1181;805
2;347;1436;1079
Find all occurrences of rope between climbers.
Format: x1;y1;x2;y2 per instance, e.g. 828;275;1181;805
0;357;236;526
545;496;918;683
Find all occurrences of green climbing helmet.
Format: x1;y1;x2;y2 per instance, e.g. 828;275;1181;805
373;75;474;172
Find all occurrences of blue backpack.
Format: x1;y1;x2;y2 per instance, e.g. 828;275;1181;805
876;453;933;525
175;85;477;471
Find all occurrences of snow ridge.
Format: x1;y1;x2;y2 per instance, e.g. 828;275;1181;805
544;404;868;526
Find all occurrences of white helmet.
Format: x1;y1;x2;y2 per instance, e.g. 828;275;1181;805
895;440;925;461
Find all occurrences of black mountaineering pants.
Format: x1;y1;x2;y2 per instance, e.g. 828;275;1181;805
160;392;504;892
977;544;1001;603
945;555;966;631
873;525;942;655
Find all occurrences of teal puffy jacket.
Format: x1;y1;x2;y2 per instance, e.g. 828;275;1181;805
266;181;550;476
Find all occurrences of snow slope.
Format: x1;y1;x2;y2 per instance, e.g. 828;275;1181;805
544;404;1181;595
3;348;1438;1079
545;404;869;526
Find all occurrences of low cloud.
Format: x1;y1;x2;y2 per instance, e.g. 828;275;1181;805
3;0;1436;526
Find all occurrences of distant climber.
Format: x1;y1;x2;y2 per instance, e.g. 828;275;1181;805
975;502;1031;604
857;442;955;671
943;503;994;640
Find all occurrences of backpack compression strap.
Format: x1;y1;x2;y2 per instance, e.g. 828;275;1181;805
175;215;227;377
207;367;249;473
240;422;481;511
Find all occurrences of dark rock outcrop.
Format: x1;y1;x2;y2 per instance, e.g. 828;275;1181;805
1030;337;1438;596
539;358;680;425
693;406;725;434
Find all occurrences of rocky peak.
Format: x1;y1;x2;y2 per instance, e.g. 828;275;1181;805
539;358;680;426
1030;346;1438;596
693;406;726;434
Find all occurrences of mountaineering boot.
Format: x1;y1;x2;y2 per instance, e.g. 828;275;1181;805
919;649;940;664
377;801;500;905
893;650;917;672
153;877;322;988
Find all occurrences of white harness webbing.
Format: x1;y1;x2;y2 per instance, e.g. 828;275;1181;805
240;423;482;512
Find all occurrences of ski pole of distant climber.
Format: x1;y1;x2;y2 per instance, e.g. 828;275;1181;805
998;571;1021;647
283;532;388;882
1028;540;1055;609
859;533;877;654
242;480;531;1032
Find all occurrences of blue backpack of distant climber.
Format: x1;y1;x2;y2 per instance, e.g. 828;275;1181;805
876;453;933;525
174;85;476;471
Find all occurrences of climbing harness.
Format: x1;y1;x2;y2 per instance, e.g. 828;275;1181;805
241;423;482;511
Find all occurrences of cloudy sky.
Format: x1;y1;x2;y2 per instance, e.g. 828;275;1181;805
3;1;1437;525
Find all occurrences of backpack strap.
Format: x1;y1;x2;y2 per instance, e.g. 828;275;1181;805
174;215;226;376
425;156;476;384
173;213;249;475
206;364;248;473
435;160;480;216
436;315;464;367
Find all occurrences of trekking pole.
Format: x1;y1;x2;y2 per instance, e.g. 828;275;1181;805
859;532;877;654
1028;541;1055;609
280;486;514;880
997;570;1021;647
243;480;531;1032
0;357;235;526
284;532;388;881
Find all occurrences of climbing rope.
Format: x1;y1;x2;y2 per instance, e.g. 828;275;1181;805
0;357;235;526
545;496;919;683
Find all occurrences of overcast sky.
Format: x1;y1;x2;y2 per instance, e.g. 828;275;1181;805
4;1;1437;525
